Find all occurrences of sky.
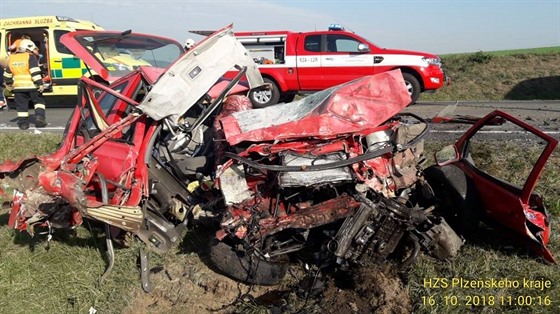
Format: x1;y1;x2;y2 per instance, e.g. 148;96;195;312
0;0;559;54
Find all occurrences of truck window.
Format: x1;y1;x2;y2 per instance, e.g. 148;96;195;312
304;35;321;52
326;34;360;52
54;30;73;54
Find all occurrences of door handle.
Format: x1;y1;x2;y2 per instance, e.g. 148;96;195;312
53;60;62;63
374;56;384;64
325;57;334;61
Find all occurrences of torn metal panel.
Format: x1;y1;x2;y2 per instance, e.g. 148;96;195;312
257;195;360;237
138;25;264;123
221;69;411;145
219;164;252;205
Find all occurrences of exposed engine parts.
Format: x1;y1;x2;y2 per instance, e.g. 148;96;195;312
0;25;556;292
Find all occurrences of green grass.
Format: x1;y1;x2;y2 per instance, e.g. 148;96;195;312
441;46;560;57
0;133;62;161
421;48;560;101
412;141;560;314
0;135;559;313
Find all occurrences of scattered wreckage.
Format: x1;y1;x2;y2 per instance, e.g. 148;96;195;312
0;26;557;291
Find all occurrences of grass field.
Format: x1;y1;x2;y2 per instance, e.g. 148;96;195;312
441;46;560;57
0;132;558;313
421;47;560;102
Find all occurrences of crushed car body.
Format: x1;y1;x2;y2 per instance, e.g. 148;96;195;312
0;25;557;290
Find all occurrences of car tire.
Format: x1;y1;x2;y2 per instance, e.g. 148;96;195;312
402;72;421;105
208;238;289;285
249;77;280;108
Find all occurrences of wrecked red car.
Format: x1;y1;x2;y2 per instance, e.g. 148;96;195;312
0;25;556;290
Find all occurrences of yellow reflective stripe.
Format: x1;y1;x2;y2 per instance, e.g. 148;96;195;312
17;112;29;117
3;72;13;79
32;74;43;82
34;104;46;110
29;66;41;73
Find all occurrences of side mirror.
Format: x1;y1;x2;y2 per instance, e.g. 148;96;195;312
357;43;370;53
435;145;459;166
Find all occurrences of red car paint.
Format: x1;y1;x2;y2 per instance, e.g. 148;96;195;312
0;26;556;291
449;110;558;263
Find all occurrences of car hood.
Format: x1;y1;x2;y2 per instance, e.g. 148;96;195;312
221;69;411;145
381;48;439;59
137;24;264;123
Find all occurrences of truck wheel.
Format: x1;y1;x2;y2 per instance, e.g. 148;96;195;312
402;73;421;104
249;78;280;108
280;92;296;103
208;239;289;285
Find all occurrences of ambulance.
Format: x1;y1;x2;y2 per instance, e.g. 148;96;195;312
0;16;103;100
203;24;448;107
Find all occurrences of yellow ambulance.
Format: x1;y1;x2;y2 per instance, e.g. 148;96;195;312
1;16;104;100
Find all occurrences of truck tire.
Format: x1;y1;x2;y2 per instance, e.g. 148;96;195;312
402;72;421;105
208;239;289;285
249;77;280;108
279;92;296;103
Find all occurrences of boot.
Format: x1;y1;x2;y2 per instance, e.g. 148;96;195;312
18;120;30;130
35;116;48;128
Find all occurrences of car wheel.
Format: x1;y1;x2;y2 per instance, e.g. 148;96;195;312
208;238;289;285
402;72;421;105
249;77;280;108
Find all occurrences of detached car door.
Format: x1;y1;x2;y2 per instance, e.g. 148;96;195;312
429;110;558;262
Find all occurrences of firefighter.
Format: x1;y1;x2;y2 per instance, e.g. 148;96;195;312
3;39;47;129
0;57;7;108
184;38;195;51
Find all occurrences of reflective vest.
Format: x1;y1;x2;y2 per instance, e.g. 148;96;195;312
7;53;42;90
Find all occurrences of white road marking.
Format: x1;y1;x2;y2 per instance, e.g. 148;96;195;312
0;127;65;131
430;130;560;135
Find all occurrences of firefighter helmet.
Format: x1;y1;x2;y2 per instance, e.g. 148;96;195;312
18;39;37;52
184;38;195;50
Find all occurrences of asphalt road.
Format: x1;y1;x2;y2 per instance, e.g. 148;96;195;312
0;100;559;141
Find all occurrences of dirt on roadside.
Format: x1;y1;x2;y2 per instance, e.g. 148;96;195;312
123;249;411;314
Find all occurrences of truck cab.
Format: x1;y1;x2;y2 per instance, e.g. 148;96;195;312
235;24;446;107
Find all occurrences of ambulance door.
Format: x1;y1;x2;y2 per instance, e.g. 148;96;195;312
321;33;374;87
49;29;87;96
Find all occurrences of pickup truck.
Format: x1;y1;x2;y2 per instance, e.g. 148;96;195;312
233;24;447;107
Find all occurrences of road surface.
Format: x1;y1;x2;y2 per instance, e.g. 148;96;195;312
0;100;559;140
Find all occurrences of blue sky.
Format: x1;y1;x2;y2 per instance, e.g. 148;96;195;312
1;0;559;54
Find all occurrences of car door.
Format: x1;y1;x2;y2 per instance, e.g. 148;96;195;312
439;110;558;262
320;33;374;87
294;33;324;90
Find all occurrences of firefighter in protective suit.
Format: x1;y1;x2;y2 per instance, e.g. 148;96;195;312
3;39;47;129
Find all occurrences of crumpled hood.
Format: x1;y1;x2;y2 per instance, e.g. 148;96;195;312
220;69;411;145
137;25;264;124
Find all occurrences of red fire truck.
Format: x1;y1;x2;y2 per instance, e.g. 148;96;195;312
230;24;447;107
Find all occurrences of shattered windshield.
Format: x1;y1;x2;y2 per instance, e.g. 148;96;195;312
76;33;184;77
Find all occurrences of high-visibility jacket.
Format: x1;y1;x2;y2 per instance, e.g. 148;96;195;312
3;52;43;91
